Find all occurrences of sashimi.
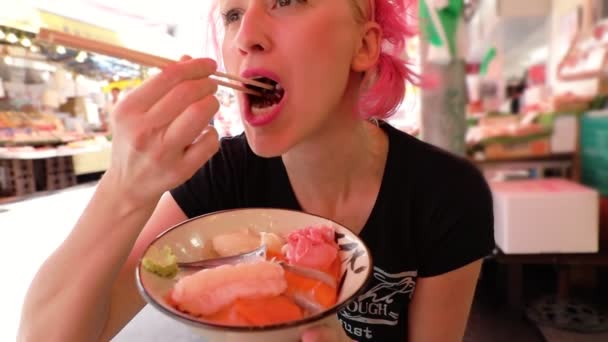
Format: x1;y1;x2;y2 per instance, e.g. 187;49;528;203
283;225;338;270
260;232;285;254
170;259;286;316
212;229;260;257
163;225;342;327
275;226;341;314
283;256;342;313
205;295;303;326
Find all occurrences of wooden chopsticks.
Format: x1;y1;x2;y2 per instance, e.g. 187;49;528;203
36;28;271;96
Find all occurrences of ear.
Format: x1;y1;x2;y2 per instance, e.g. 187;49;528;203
352;22;382;72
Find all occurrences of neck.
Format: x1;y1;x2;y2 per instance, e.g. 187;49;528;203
282;112;388;216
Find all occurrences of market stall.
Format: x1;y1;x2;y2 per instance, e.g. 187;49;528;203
0;11;154;197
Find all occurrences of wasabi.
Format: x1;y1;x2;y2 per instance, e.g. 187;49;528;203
142;245;178;278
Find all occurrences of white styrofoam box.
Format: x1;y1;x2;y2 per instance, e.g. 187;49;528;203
490;179;599;254
551;115;578;153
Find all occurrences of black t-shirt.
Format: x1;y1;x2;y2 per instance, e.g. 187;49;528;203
170;122;495;341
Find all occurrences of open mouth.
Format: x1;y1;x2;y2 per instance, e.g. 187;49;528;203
246;77;285;114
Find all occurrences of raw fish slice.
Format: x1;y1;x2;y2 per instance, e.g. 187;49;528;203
281;225;342;313
283;226;338;270
260;232;285;254
283;256;342;313
170;259;286;316
212;229;260;257
233;295;303;325
206;295;303;326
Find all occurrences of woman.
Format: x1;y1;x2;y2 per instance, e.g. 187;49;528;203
18;0;494;341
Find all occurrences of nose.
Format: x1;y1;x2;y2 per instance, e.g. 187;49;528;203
235;5;272;56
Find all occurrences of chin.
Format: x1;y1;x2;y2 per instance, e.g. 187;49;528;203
243;127;293;158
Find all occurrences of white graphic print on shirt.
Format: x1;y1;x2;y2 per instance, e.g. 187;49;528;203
338;267;417;339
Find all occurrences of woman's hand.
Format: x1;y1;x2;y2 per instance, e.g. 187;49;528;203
104;56;220;206
301;317;353;342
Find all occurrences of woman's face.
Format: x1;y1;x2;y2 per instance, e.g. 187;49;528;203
219;0;364;157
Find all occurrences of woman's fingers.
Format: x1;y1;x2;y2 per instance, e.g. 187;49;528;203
301;323;352;342
120;58;217;111
163;95;220;148
181;127;220;174
146;77;218;126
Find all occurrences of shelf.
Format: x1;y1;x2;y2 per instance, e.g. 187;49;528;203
0;145;108;160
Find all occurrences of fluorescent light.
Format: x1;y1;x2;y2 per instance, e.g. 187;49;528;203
30;45;40;53
75;51;88;63
6;33;18;44
56;45;66;54
1;55;57;72
20;37;32;48
0;30;5;40
528;46;548;64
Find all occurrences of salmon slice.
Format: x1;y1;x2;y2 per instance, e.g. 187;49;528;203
206;296;303;326
266;249;287;262
283;256;342;311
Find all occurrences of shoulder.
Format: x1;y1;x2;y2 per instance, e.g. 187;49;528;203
383;122;489;199
382;125;494;276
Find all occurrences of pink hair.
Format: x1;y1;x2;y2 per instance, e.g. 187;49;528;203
207;0;418;120
359;0;418;119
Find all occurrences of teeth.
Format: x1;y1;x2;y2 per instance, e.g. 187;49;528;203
275;83;283;91
251;103;278;116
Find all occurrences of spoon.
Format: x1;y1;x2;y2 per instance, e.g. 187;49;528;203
177;244;267;269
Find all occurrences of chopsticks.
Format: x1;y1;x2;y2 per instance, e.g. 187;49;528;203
36;28;271;96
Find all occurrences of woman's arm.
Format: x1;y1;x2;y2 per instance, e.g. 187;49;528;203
18;180;190;342
408;259;483;342
18;57;220;342
98;191;188;341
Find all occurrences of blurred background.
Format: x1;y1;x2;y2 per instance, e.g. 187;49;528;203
1;0;607;341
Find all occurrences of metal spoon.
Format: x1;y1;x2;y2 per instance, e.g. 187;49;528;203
177;244;267;269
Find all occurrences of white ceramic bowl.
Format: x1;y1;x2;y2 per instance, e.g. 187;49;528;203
136;208;372;342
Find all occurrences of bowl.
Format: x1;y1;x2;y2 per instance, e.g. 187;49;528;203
136;208;372;342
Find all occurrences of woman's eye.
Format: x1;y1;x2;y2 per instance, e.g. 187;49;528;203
274;0;307;8
222;9;243;25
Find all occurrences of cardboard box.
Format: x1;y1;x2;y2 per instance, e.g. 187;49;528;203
491;179;599;254
484;137;551;160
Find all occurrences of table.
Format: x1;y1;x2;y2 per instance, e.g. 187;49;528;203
0;144;111;197
473;153;575;180
0;145;108;160
492;247;608;311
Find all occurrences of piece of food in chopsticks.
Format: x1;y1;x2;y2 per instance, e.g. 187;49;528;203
142;245;179;278
245;77;285;108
